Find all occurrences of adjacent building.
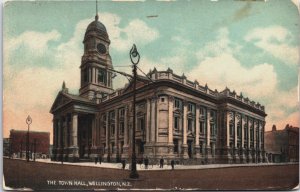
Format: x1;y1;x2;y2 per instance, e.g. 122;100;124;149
9;129;50;159
265;124;299;163
50;12;267;164
3;138;10;157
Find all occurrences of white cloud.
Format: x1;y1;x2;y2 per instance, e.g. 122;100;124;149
245;25;299;66
111;19;159;52
197;27;241;61
6;30;61;54
188;53;277;99
171;35;191;46
3;12;160;138
291;0;300;12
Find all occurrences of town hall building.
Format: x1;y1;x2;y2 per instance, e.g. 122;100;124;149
50;12;267;164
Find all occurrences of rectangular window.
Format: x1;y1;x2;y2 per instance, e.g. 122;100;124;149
200;108;204;116
174;98;182;109
244;127;247;140
119;108;125;117
174;116;179;130
120;122;124;135
138;118;145;131
188;119;193;132
111;143;114;153
109;111;115;120
210;123;216;136
200;121;204;133
230;124;234;136
173;139;178;153
111;124;115;136
188;103;195;113
200;141;203;154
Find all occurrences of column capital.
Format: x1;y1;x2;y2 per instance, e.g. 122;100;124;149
151;95;158;102
72;112;79;117
168;95;174;102
183;100;189;106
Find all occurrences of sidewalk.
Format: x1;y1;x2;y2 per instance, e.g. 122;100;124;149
17;158;297;171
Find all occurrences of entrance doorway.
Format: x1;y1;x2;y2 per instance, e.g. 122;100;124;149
80;145;85;158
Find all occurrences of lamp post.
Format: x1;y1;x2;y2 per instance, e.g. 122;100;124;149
26;115;32;162
129;44;140;179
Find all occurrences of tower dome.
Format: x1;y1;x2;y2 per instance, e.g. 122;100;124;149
84;15;109;41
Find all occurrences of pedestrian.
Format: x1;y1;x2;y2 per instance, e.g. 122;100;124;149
144;156;149;169
122;159;126;169
95;156;98;164
171;159;175;170
99;155;102;164
160;157;164;168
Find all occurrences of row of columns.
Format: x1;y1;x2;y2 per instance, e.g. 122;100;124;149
52;113;79;160
226;111;265;163
227;111;264;149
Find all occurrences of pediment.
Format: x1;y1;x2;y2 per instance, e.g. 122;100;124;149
50;92;72;113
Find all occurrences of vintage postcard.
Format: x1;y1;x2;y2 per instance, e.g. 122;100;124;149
3;0;299;191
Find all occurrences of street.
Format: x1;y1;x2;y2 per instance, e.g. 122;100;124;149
3;158;299;190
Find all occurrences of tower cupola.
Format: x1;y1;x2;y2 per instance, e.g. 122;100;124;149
79;8;114;100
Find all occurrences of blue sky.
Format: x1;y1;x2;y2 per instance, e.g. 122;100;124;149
3;0;299;138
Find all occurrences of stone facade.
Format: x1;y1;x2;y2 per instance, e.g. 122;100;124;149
50;14;267;164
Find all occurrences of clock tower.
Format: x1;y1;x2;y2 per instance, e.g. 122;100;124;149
79;13;114;100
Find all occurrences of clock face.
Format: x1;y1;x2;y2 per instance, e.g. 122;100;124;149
97;43;106;54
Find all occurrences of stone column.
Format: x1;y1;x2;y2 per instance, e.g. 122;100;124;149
53;119;57;148
104;112;109;161
226;111;230;148
51;119;57;160
241;115;246;163
68;113;79;162
146;99;151;144
234;113;239;163
113;109;119;161
89;68;92;83
57;118;61;150
95;68;98;83
262;121;266;162
206;109;212;163
168;96;174;157
64;118;68;148
234;114;238;148
253;120;257;163
90;117;97;159
92;68;95;83
247;119;252;163
258;121;262;162
150;97;156;143
224;111;232;163
182;101;188;159
195;105;201;159
122;106;129;159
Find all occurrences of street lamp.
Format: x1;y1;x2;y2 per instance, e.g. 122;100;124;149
26;115;32;162
129;44;140;179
